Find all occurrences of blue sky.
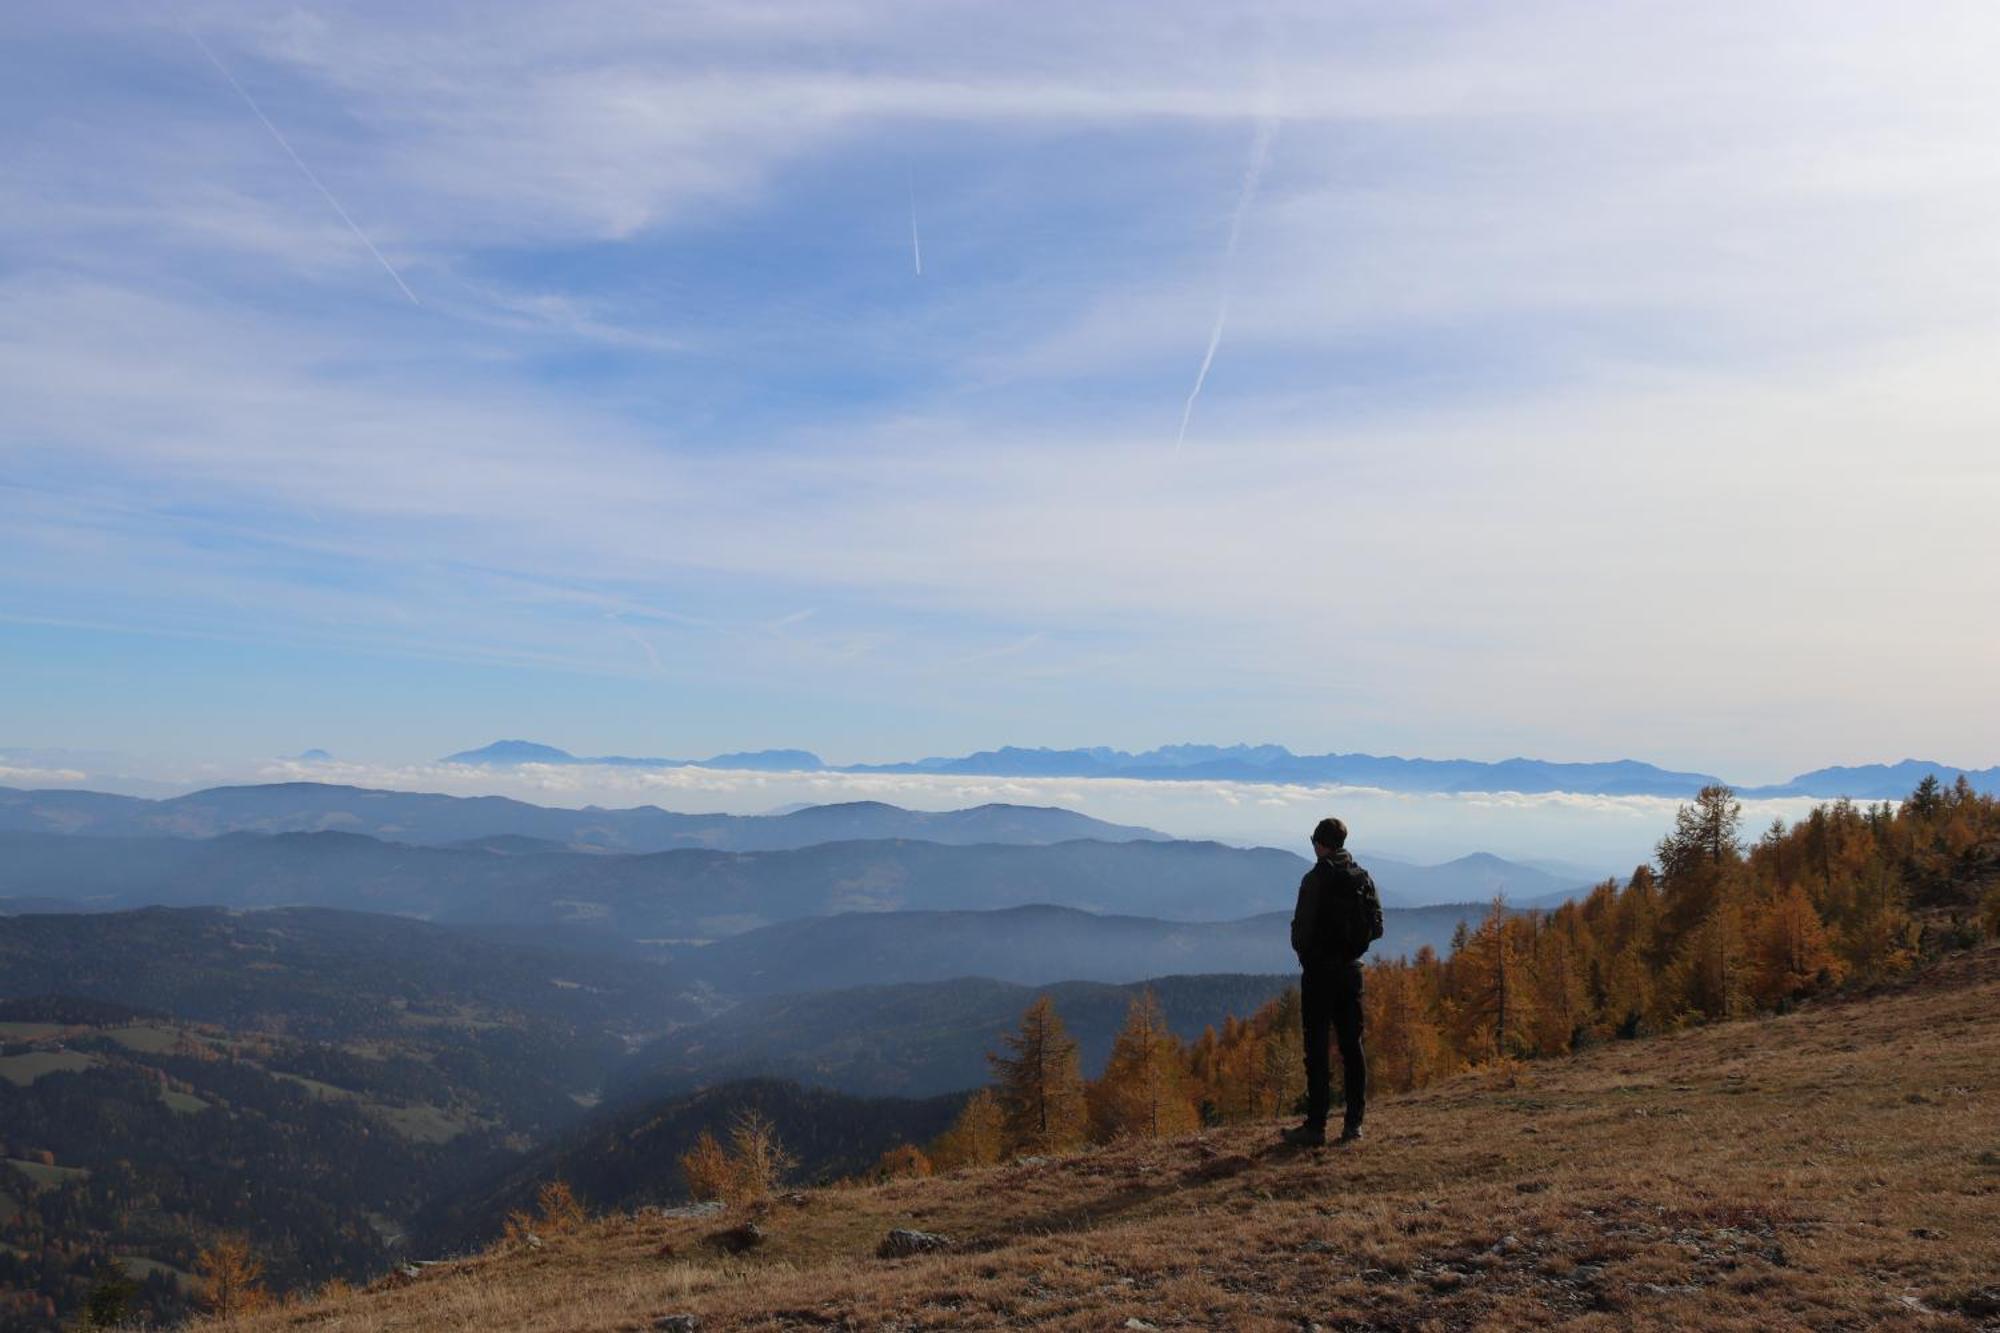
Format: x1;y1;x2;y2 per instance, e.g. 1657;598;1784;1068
4;1;1998;783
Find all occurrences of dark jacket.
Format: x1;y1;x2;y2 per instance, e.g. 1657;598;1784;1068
1290;850;1384;968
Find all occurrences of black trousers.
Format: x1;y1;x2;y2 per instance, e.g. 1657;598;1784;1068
1301;961;1365;1129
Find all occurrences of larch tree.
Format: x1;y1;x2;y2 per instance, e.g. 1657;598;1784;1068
195;1234;269;1317
1750;880;1842;1007
929;1087;1006;1169
1088;989;1199;1141
1673;895;1753;1022
1657;784;1744;939
1450;899;1537;1060
1256;987;1305;1118
990;995;1088;1154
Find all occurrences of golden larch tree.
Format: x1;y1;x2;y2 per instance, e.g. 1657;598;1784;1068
989;995;1088;1154
1088;989;1199;1141
928;1087;1007;1169
195;1233;269;1317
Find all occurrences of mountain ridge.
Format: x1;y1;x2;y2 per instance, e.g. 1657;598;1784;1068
0;782;1164;851
427;739;2000;797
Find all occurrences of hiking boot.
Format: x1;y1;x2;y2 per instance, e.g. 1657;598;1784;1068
1279;1122;1326;1148
1335;1121;1363;1145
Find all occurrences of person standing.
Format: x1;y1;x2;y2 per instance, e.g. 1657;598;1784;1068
1281;816;1383;1147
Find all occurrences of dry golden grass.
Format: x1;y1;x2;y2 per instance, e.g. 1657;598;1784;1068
211;944;2000;1331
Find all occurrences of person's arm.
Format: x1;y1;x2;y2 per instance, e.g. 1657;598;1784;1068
1290;870;1318;960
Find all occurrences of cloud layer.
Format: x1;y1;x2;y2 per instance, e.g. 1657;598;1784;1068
235;757;1828;872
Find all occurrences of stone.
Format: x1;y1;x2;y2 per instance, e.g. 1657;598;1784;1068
654;1316;700;1332
704;1222;766;1254
878;1228;954;1259
649;1200;725;1220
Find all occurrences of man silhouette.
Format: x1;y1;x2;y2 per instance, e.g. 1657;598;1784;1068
1281;816;1382;1147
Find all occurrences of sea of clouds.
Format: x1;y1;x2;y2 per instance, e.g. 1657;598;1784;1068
217;757;1840;875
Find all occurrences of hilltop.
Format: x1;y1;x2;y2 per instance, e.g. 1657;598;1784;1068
211;943;2000;1331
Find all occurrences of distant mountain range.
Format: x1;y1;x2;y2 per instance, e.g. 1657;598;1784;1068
435;739;2000;798
1735;759;2000;800
441;739;827;772
0;827;1306;936
0;781;1589;914
1365;850;1588;906
0;782;1163;851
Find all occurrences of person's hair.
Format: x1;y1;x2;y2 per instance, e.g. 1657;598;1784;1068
1311;817;1347;850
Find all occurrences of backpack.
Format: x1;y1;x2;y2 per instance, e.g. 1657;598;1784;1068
1327;861;1385;959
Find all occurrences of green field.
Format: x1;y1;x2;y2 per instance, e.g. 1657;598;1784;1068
105;1023;184;1054
0;1021;66;1042
5;1158;90;1187
271;1070;356;1100
370;1101;470;1144
161;1088;211;1115
0;1050;99;1085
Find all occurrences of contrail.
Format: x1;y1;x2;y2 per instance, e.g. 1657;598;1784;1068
1176;116;1277;448
183;25;421;306
907;168;923;277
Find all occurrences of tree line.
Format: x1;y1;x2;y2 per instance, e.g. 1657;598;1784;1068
889;780;1999;1172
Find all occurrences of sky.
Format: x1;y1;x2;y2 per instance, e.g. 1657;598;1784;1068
5;0;1999;786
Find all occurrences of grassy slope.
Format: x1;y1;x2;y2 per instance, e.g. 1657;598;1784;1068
214;945;2000;1331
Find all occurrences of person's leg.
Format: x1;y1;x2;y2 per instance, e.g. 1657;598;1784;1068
1333;961;1366;1135
1299;968;1332;1130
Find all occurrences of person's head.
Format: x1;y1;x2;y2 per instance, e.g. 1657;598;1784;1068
1311;816;1347;857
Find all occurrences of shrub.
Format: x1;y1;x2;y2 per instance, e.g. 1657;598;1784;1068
679;1130;735;1203
872;1143;934;1182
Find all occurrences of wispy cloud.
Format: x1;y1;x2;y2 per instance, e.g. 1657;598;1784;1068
179;23;421;304
4;2;1999;773
1177;114;1275;447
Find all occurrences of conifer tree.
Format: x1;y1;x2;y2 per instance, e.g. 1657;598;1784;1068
1365;960;1452;1091
1088;990;1199;1141
1256;987;1304;1117
1450;899;1537;1059
679;1130;736;1203
195;1234;269;1317
929;1087;1006;1169
1658;785;1744;938
990;995;1088;1154
1530;910;1591;1054
1750;881;1841;1007
1674;896;1752;1021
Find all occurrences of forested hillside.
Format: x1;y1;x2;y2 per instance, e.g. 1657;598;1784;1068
615;973;1299;1100
0;1004;536;1329
899;779;2000;1166
195;934;2000;1331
